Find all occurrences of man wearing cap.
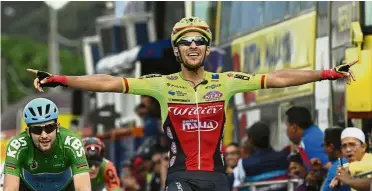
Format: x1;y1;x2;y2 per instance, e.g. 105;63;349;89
330;127;372;190
321;127;350;191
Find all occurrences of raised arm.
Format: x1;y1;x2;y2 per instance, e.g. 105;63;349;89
27;69;123;93
266;61;357;88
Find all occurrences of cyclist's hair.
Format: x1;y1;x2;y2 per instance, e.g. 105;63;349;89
285;106;313;129
287;152;303;164
246;121;270;149
324;127;344;150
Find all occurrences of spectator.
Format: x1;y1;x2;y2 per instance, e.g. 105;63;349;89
287;152;307;179
233;121;289;190
224;142;241;190
145;151;162;191
121;160;141;191
321;127;350;191
225;142;241;173
285;106;330;170
330;127;372;191
287;152;327;191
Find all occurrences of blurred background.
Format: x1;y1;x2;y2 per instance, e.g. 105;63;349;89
1;1;372;191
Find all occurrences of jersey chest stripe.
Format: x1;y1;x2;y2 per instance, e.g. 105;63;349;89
122;77;129;93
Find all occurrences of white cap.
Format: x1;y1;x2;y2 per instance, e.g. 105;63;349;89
341;127;365;143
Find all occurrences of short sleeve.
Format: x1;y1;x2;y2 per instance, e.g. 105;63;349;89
104;162;121;190
3;136;27;177
121;74;165;100
65;136;89;175
224;72;267;98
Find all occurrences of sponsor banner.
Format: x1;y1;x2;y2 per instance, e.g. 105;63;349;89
1;139;9;163
331;2;359;48
231;12;316;103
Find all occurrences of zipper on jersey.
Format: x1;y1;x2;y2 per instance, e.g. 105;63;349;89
193;81;205;171
194;90;201;170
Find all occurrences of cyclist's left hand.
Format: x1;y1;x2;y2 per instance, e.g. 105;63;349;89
332;60;357;84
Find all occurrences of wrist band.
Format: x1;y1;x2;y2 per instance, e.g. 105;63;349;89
321;69;343;80
48;75;67;86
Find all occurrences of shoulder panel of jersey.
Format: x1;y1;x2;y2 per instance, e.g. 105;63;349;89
59;127;89;174
4;131;30;176
103;159;121;189
222;71;267;98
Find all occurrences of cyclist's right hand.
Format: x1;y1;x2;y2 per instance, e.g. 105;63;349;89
27;69;67;92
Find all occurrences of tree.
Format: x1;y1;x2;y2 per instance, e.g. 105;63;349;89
1;35;85;107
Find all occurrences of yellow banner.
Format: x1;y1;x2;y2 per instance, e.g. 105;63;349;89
1;139;9;163
231;12;316;103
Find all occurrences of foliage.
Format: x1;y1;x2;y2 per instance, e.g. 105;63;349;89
1;35;85;105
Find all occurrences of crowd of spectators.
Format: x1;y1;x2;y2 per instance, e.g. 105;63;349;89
230;106;372;191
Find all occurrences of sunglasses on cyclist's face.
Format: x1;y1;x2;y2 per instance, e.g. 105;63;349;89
88;160;102;168
28;123;58;135
176;36;209;46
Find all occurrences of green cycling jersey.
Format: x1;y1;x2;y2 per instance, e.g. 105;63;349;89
4;127;89;191
91;158;121;191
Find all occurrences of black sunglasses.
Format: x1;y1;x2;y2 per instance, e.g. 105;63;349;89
176;36;209;46
28;123;58;135
88;160;102;168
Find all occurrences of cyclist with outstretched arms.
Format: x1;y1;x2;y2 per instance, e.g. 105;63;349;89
27;17;356;191
3;98;91;191
83;137;121;191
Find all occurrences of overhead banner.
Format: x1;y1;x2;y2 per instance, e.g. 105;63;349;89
231;12;316;103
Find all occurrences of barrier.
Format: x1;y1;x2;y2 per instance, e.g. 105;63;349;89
236;179;303;191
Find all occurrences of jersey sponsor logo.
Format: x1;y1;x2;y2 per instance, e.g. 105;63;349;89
212;74;219;79
228;73;250;80
169;105;224;116
168;98;191;102
167;75;178;80
139;74;162;79
171;142;177;154
175;182;183;191
166;127;173;140
203;90;223;101
167;83;187;89
30;160;38;170
106;169;119;185
7;137;27;158
182;119;219;132
168;90;186;96
169;156;176;167
22;168;72;191
205;84;221;89
64;136;85;157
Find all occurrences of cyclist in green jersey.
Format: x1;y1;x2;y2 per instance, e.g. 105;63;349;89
83;137;121;191
3;98;91;191
27;17;356;191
